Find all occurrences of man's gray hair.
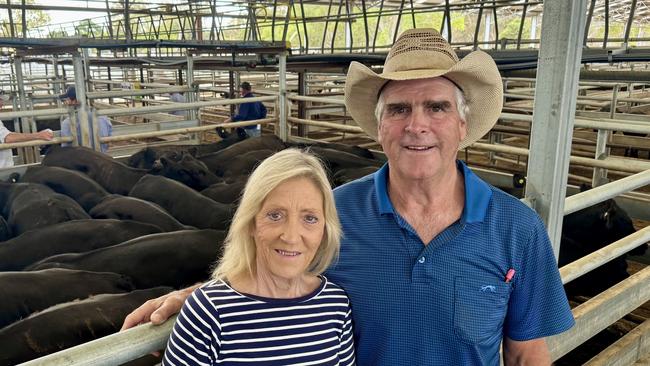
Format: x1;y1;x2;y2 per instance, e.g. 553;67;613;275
374;82;469;126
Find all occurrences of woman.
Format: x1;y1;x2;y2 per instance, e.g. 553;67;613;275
162;149;355;366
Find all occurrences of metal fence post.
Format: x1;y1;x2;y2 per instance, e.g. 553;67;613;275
524;0;588;259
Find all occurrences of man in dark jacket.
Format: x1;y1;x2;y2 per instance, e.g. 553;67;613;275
226;82;266;137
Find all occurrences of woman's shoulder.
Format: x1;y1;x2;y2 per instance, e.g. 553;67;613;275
319;276;351;300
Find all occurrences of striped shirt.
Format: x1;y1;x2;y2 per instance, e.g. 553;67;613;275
163;276;356;366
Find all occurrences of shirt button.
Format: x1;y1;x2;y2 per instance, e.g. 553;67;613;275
418;257;426;264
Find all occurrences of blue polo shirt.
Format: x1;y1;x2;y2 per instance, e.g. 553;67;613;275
326;161;574;365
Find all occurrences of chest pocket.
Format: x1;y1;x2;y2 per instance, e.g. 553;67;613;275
453;276;511;345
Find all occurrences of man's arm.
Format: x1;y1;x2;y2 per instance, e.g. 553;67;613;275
121;283;201;330
503;337;551;366
4;129;54;143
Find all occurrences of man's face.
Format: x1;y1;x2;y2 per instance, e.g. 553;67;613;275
63;98;79;107
240;88;247;97
377;77;467;182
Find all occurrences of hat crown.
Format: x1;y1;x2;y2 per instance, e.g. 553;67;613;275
384;29;459;73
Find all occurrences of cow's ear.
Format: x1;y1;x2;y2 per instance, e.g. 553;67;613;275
182;154;193;162
188;147;198;156
159;156;170;166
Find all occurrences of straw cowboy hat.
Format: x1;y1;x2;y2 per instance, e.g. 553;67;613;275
344;28;503;149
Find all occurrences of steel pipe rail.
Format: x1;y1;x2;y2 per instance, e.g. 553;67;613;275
0;137;73;150
547;266;650;361
559;226;650;285
583;319;650;366
17;315;178;366
564;169;650;215
470;142;646;174
100;118;277;142
0;108;68;119
500;112;650;134
96;96;277;117
86;87;193;99
287;117;364;133
288;95;345;105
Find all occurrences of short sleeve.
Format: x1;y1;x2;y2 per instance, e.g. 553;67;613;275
60;118;72;147
338;297;356;366
162;289;220;366
504;218;575;340
0;124;11;143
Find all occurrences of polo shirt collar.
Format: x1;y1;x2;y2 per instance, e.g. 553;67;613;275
373;160;492;223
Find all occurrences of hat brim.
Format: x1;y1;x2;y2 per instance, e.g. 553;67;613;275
344;50;503;150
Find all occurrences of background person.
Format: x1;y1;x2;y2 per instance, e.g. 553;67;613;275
224;81;267;137
59;86;113;153
162;149;355;365
0;91;54;168
168;91;187;117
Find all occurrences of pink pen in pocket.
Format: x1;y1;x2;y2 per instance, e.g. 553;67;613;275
505;268;516;283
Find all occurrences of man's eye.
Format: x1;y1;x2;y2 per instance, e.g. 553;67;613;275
304;215;319;224
387;106;408;116
267;211;283;221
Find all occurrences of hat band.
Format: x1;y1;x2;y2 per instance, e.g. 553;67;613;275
375;75;464;100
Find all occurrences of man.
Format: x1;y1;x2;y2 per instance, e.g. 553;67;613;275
0;91;54;168
168;92;187;117
122;29;574;365
225;81;267;137
59;86;113;153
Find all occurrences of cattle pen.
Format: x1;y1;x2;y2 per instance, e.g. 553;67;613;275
0;1;649;365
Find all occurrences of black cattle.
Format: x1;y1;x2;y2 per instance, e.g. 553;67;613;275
19;165;109;211
89;195;191;232
42;146;147;195
126;128;248;169
43;146;219;193
0;269;135;329
559;199;647;296
287;140;377;160
0;287;172;366
150;152;221;190
127;145;200;169
0;219;162;271
130;174;232;229
213;149;275;177
201;177;248;204
307;146;383;174
197;135;286;173
0;216;10;241
28;229;226;289
5;183;90;237
332;166;380;186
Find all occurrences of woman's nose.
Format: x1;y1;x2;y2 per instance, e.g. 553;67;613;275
279;218;300;244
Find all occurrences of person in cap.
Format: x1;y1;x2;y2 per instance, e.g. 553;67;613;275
121;29;574;365
224;81;267;138
59;86;113;153
0;90;54;168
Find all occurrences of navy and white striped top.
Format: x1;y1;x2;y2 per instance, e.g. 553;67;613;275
163;276;356;365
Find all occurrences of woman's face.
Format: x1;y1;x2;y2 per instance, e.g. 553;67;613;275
253;177;325;282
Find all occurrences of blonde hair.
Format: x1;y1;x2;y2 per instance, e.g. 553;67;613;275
212;148;341;281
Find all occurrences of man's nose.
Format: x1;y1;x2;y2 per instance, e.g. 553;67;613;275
404;108;428;134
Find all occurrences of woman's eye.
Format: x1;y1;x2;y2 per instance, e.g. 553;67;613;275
304;215;319;224
267;211;283;221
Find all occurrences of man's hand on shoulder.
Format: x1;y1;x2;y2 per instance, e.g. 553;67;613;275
121;284;200;330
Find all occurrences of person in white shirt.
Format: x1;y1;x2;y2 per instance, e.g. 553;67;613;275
0;91;54;168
